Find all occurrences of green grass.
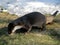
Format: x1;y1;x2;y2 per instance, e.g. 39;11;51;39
0;12;60;45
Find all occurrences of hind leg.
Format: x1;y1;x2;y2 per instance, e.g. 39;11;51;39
23;24;32;34
24;25;32;33
23;27;32;35
27;26;32;33
41;23;46;31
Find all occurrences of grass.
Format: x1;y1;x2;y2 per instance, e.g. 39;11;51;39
0;12;60;45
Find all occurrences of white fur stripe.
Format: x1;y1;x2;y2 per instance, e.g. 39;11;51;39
12;26;23;33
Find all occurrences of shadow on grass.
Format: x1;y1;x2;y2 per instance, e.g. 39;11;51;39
30;27;60;41
15;26;43;34
0;39;8;45
0;26;60;41
47;28;60;40
0;27;8;45
0;27;8;37
32;27;60;41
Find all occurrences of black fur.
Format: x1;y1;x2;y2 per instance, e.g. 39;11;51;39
8;12;46;34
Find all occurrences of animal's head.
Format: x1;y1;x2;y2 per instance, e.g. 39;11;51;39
8;22;24;34
8;23;14;34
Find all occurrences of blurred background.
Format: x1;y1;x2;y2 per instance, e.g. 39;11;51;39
0;0;60;16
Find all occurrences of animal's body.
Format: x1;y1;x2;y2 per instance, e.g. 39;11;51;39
8;12;46;34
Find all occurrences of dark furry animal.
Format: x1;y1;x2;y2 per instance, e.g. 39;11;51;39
8;12;46;34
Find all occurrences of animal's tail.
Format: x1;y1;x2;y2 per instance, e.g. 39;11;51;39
52;10;59;17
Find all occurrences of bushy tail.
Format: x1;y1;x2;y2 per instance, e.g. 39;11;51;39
52;10;59;17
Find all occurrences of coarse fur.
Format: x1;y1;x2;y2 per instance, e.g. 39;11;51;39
8;12;46;34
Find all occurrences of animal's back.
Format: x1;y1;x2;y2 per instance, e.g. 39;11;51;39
24;12;46;26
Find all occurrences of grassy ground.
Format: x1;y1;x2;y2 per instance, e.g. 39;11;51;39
0;12;60;45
